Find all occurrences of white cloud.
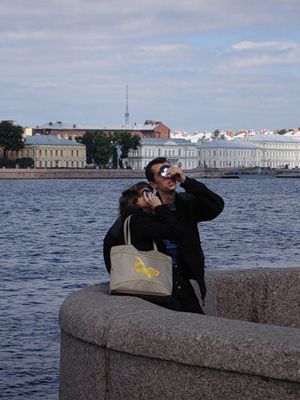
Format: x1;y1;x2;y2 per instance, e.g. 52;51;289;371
231;41;299;52
216;41;300;70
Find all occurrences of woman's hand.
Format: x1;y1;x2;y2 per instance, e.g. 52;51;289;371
143;191;162;209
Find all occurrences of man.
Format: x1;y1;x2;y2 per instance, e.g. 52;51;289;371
145;157;224;314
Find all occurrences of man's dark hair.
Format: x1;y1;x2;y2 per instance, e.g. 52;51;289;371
145;157;169;182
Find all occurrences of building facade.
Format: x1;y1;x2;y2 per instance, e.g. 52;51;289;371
197;140;261;168
245;135;300;168
34;120;170;141
20;135;86;168
127;138;198;170
127;136;300;170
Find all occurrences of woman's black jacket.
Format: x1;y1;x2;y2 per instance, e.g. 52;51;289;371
103;205;183;273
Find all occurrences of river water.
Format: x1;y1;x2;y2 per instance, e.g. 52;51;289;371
1;177;299;399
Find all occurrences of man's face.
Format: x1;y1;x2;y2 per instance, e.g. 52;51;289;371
150;163;177;194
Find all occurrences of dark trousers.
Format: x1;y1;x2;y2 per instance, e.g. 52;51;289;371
162;273;204;314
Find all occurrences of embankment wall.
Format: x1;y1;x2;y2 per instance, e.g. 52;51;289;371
2;167;297;180
59;267;300;399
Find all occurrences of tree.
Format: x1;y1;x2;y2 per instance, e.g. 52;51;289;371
76;131;113;166
0;121;24;157
212;130;220;140
278;129;287;135
16;157;34;168
110;131;140;168
76;130;140;168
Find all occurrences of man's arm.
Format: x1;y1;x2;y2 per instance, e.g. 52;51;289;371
180;177;225;221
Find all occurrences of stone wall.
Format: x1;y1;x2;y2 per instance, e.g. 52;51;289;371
0;168;146;179
59;268;300;399
1;167;299;180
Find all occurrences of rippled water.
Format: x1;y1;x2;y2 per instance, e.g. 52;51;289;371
1;177;299;398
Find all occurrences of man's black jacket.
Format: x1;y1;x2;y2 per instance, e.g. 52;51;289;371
171;177;224;300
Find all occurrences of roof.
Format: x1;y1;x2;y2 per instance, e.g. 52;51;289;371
247;135;300;143
140;138;194;146
24;135;85;147
197;140;258;149
38;122;160;132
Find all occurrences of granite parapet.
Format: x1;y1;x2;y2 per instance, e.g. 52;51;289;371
59;268;300;399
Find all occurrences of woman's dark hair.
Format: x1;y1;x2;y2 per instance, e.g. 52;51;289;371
119;181;152;221
145;157;169;182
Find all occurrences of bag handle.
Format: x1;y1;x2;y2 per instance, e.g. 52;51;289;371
124;215;158;251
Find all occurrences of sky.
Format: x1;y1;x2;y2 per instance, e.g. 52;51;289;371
1;0;300;134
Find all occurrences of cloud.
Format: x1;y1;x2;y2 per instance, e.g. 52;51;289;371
216;41;300;70
231;41;299;52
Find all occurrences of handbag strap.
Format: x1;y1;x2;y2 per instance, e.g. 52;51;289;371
123;214;158;251
123;215;132;245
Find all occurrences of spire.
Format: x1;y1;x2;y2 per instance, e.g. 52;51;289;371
125;83;129;124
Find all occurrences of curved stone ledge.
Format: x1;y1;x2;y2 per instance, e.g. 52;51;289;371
59;268;300;399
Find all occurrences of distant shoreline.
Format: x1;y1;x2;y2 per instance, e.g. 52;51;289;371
0;167;298;180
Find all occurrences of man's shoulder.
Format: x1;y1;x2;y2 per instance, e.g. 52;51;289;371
175;191;194;213
176;191;194;202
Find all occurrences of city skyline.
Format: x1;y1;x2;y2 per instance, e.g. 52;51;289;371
1;0;299;133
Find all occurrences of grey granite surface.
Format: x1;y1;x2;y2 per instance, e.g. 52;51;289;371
59;268;300;399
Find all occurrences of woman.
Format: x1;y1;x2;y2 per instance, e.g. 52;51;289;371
103;181;182;273
119;181;183;252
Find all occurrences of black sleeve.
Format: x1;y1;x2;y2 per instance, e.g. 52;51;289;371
130;206;183;241
103;217;123;273
180;177;225;221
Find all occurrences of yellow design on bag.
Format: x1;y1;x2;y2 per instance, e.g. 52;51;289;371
132;257;160;278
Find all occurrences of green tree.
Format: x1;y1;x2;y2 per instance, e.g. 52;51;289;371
212;129;220;139
110;131;140;168
76;130;140;168
0;121;24;157
76;131;113;165
278;129;287;135
16;157;34;168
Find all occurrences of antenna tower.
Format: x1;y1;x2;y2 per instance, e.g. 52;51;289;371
125;84;129;124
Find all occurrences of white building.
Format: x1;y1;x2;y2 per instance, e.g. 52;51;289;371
127;135;300;170
197;140;261;168
127;138;198;169
244;135;300;168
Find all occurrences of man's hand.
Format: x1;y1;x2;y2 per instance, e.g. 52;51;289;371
166;166;186;183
